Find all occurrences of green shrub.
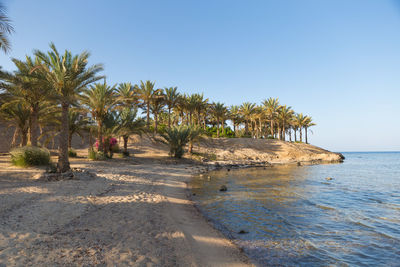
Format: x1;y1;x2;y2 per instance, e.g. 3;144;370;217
88;148;106;160
159;125;201;158
68;149;77;157
10;146;51;167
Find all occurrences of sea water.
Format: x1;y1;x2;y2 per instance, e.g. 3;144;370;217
191;152;400;266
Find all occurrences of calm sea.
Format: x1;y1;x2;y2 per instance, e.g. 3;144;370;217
191;152;400;266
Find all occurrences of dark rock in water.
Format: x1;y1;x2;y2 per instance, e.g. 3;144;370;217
297;162;302;166
219;185;228;192
337;153;345;160
325;177;333;181
227;168;231;172
238;230;249;234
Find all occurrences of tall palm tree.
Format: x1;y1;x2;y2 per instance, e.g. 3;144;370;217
211;102;227;138
81;81;116;153
164;86;180;128
229;105;241;135
263;97;280;138
0;2;14;53
149;88;165;133
117;107;145;155
135;80;159;129
2;56;51;146
277;105;294;141
240;102;256;136
34;44;103;172
303;116;316;144
294;113;306;142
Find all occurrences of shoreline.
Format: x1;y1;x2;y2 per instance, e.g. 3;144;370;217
186;158;345;266
0;138;343;266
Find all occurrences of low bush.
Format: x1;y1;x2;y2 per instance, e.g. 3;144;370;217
10;146;51;167
88;148;106;160
68;149;77;157
159;125;201;158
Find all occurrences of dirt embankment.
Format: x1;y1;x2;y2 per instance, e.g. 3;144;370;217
191;137;343;166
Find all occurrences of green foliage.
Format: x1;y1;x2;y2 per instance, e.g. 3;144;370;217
205;126;235;138
10;146;50;167
68;149;77;157
88;148;106;160
159;125;201;158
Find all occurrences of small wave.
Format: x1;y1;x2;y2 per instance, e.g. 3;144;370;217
316;204;336;211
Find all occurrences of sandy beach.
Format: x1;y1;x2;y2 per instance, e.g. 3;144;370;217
0;137;342;266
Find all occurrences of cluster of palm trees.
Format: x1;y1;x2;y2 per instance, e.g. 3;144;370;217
0;43;316;173
0;44;145;172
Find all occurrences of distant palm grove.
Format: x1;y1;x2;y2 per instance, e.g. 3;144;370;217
0;44;315;171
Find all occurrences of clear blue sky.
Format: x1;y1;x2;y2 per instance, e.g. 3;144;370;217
1;0;400;152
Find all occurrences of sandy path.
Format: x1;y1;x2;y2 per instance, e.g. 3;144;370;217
0;157;251;266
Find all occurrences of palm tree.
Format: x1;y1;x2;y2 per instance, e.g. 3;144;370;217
263;97;280;138
277;105;294;141
164;86;180;128
67;109;89;149
303;116;316;144
34;43;103;172
240;102;256;136
2;56;51;147
159;125;201;158
81;81;116;153
0;100;30;147
135;80;160;129
117;107;145;155
149;88;165;133
229;105;241;136
0;2;14;53
294;113;306;142
211;102;227;138
116;82;139;108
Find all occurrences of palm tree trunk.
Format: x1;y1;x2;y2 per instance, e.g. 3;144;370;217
277;126;281;140
97;121;103;152
68;133;73;149
57;102;70;173
29;105;39;147
300;128;303;142
189;141;193;154
217;119;220;138
11;128;18;148
294;129;297;142
154;112;158;134
123;135;128;153
282;126;286;141
270;119;274;138
21;129;28;146
168;107;171;128
146;101;150;129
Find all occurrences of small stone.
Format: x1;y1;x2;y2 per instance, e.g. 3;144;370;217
238;230;249;234
219;185;227;192
325;177;333;181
